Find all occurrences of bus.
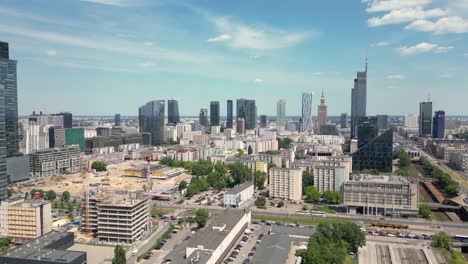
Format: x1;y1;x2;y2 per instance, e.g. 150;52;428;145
453;235;468;243
310;211;326;216
295;210;311;215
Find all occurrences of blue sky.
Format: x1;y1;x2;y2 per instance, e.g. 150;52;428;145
1;0;467;116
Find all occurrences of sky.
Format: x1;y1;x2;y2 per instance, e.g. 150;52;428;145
1;0;467;117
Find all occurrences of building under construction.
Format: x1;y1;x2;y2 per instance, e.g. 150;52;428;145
81;191;150;244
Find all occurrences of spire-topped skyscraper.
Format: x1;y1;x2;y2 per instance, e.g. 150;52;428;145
350;56;368;138
318;90;328;125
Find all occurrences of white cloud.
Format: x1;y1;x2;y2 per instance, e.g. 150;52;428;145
405;16;468;34
439;74;452;78
210;17;311;50
79;0;152;7
396;42;453;55
207;34;232;43
253;78;264;84
372;41;390;47
312;71;340;76
365;0;432;13
138;61;156;68
143;41;154;46
46;50;57;56
50;61;135;73
368;7;447;27
385;74;405;79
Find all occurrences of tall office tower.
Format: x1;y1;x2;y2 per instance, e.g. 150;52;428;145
352;128;393;172
199;108;209;127
167;99;180;125
404;114;418;128
260;115;268;128
227;100;233;129
236;118;245;135
236;99;256;130
301;92;313;132
114;114;121;126
139;100;165;145
340;113;348;128
419;100;432;137
53;112;72;128
376;115;388;130
210;101;220;126
357;117;378;148
432;110;445;139
351;58;368;138
276;99;286;127
317;91;328;125
0;41;19;158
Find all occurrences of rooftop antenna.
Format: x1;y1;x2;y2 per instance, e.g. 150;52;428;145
428;92;431;102
365;49;368;73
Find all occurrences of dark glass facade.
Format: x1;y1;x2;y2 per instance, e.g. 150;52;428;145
357;116;378;148
352;128;393;172
419;101;432;137
139;100;165;145
340;113;348;128
0;41;8;59
199;108;208;127
319;124;338;135
115;114;121;126
260;115;267;128
237;98;256;129
65;128;85;151
210;101;220;126
167;99;180;125
226;100;233;129
432;110;445;139
351;67;367;138
54;112;73;129
376;115;388;130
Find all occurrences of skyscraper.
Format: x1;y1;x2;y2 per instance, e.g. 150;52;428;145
419;100;432;137
351;59;367;138
432;110;445;139
139;100;165;145
236;118;245;135
260;115;268;128
301;92;313;132
53;112;72;129
340;113;348;128
317;91;328;125
227;100;233;129
210;101;220;126
0;41;19;157
352;128;393;172
167;99;180;125
114;114;121;126
237;99;256;130
276;99;286;127
357;117;378;148
199;108;209;127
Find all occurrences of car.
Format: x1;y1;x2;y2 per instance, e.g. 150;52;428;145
143;254;151;260
251;246;256;251
387;233;395;237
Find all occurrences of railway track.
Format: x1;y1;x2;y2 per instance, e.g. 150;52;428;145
376;245;392;264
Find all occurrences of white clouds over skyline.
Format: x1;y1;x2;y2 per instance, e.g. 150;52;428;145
385;74;405;79
396;42;453;55
207;34;232;42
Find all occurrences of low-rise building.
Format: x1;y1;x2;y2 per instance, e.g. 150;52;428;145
29;146;82;178
269;168;303;201
224;182;254;208
0;198;52;241
450;152;468;173
342;174;418;217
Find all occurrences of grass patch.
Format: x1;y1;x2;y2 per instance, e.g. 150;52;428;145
151;208;174;217
252;214;340;226
312;206;335;214
137;225;174;262
344;255;358;264
256;205;267;209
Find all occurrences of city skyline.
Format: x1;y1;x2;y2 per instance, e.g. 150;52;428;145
0;0;467;116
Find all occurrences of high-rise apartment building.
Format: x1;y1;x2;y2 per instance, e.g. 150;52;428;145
419;100;432;137
199;108;209;127
237;98;256;130
210;101;220;126
260;115;268;128
227;100;233;129
313;156;352;193
276;99;286;127
351;60;367;138
340;113;348;128
167;99;180;125
432;110;445;139
317;92;328;125
301;92;313;132
139;100;165;145
114;113;121;126
269;167;303;201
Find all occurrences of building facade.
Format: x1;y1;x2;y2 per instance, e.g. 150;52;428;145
227;100;233;129
340;113;348;128
210;101;220;126
276;99;286;127
269;168;303;201
301;92;313;132
317;92;328;125
53;112;72;129
432;110;445;139
351;62;367;138
352;128;393;172
167;99;180;125
139;100;165;145
259;115;267;128
199;108;209;127
237;98;256;130
419;101;432;137
376;115;388;130
313;156;351;193
404;114;418;128
29;146;82;178
65;128;85;151
224;182;254;208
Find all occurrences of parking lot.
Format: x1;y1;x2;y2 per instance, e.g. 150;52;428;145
223;224;269;264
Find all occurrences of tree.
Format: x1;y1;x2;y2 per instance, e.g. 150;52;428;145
178;180;188;191
112;245;126;264
253;171;267;190
228;162;252;185
45;190;56;200
7;188;12;197
186;182;200;197
304;186;320;203
322;191;342;204
214;161;227;175
235;149;244;158
248;146;253;155
195;208;209;228
419;204;432;220
277;201;284;208
432;232;453;251
191;160;213;176
302;171;314;194
61;191;71;202
255;196;266;208
91;161;107;172
277;137;293;149
305;232;347;264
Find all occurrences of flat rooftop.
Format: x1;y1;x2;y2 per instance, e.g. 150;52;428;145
225;182;253;195
351;174;410;184
250;233;291;264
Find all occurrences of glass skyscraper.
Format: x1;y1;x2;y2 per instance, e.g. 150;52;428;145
236;99;256;130
340;113;348;128
226;100;233;129
260;115;268;128
432;110;445;139
115;114;121;126
139;100;165;145
419;101;432;137
301;92;313;132
351;61;367;138
276;99;286;127
199;108;209;127
210;101;220;126
54;112;73;129
168;99;180;125
352;128;393;172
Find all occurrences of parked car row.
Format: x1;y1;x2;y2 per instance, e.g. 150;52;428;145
367;230;432;240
